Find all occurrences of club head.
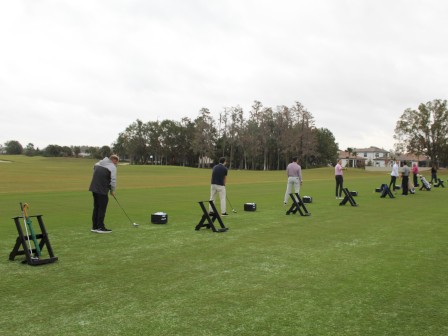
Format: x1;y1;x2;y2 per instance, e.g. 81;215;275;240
133;223;139;227
232;209;237;213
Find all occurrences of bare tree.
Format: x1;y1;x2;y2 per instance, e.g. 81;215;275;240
227;105;244;169
290;101;317;168
218;108;229;157
193;108;216;168
259;106;275;170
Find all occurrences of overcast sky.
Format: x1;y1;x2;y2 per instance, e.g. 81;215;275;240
1;0;448;152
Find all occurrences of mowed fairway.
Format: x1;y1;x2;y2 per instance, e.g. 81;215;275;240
0;156;447;336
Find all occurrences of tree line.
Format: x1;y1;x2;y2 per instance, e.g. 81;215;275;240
3;99;447;168
0;141;114;160
1;101;339;169
112;101;339;169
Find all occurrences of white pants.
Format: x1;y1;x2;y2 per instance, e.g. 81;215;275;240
210;184;226;214
284;177;300;203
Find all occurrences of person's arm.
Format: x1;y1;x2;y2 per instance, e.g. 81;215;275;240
109;166;117;194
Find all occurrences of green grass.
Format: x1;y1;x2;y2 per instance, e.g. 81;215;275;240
0;156;447;336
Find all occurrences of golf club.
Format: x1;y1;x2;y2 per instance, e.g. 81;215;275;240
112;194;139;227
22;203;42;256
226;195;237;213
20;202;38;259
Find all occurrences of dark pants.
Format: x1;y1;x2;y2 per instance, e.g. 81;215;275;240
402;176;409;195
430;172;437;183
413;174;418;187
335;175;343;197
389;176;397;191
92;192;109;230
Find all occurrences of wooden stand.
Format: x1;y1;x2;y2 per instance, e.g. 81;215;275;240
434;179;445;188
195;201;228;232
339;188;358;206
286;193;311;216
9;215;58;266
380;184;395;198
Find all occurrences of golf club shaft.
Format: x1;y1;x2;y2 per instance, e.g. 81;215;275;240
20;203;34;256
112;194;136;225
226;195;236;212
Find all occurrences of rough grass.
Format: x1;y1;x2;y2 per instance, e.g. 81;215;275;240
0;156;447;336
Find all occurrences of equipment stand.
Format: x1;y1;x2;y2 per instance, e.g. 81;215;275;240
9;215;58;266
380;184;395;198
195;201;228;232
339;188;358;206
286;193;311;216
434;179;445;188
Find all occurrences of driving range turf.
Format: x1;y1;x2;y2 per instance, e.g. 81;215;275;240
0;156;447;336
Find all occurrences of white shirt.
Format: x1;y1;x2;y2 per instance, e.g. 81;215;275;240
391;163;399;177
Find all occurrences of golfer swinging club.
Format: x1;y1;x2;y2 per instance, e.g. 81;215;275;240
89;154;119;233
209;157;229;216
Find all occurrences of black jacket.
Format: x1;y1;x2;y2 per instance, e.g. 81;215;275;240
89;165;112;195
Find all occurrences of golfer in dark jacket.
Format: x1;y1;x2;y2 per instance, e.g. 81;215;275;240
209;157;228;216
89;154;119;233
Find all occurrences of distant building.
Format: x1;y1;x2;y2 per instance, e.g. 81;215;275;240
354;146;390;167
338;151;367;168
338;146;430;170
395;153;429;167
78;152;91;158
339;145;431;171
199;156;213;167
